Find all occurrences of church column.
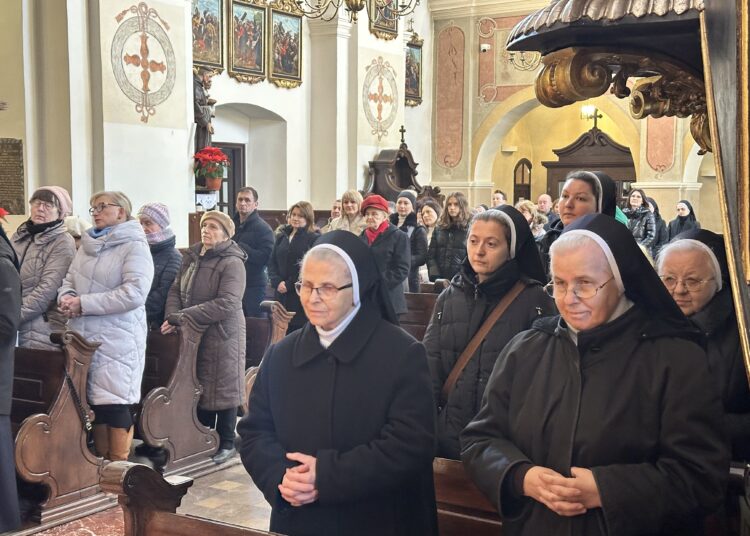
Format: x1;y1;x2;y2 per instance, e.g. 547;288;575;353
308;14;354;208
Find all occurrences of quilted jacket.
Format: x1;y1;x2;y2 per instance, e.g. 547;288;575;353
12;221;75;350
58;220;154;405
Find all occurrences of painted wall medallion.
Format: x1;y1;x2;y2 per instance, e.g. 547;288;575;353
112;2;177;123
362;56;399;141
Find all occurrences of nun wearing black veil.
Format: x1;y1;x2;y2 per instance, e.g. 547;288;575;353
461;214;729;536
537;170;619;278
237;230;438;536
423;206;555;460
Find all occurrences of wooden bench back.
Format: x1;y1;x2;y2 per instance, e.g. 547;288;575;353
101;462;278;536
402;292;439;341
142;329;181;398
11;348;66;435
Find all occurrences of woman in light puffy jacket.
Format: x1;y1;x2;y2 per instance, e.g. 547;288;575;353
58;191;154;462
12;187;75;350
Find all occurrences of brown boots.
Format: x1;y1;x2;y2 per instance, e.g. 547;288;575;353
92;424;133;461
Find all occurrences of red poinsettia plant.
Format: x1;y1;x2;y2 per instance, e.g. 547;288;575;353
194;146;230;181
0;207;8;224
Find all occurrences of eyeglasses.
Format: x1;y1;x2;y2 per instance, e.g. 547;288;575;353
294;281;353;300
659;275;714;292
544;276;614;300
30;200;56;211
89;203;120;215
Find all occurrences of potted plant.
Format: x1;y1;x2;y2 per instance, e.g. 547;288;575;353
194;146;230;191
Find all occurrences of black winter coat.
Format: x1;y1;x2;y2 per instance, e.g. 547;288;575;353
390;212;428;292
652;217;669;257
359;224;411;314
623;206;656;248
268;226;320;331
691;288;750;460
536;218;563;279
0;233;20;415
427;223;468;281
667;217;701;240
461;306;729;536
145;236;182;328
237;304;438;536
232;211;275;288
424;259;554;459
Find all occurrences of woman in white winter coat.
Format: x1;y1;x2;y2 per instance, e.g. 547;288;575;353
58;191;154;461
12;187;76;350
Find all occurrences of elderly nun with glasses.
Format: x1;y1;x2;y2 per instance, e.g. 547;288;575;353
461;214;728;536
238;230;438;536
658;229;750;461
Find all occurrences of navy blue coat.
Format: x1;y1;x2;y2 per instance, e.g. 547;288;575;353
145;235;182;328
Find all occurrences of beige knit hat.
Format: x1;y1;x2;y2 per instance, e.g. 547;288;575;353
200;210;235;238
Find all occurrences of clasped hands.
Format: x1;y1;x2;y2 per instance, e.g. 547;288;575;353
58;295;82;318
279;452;318;507
523;466;601;517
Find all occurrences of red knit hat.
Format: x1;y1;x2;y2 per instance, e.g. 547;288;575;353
360;194;389;216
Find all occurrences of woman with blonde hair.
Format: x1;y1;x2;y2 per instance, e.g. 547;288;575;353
515;200;547;239
269;201;320;331
324;189;365;235
427;192;470;281
58;191;154;461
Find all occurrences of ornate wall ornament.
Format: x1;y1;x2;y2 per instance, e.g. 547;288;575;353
362;56;399;141
112;2;177;123
536;47;711;153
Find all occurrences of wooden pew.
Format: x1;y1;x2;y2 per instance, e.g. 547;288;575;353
245;300;295;369
100;462;278;536
402;292;439;341
433;458;502;536
138;315;219;477
13;330;114;526
139;301;293;476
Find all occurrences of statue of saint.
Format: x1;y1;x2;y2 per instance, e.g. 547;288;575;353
193;68;214;152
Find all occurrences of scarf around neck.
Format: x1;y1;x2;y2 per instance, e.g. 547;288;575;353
364;220;389;245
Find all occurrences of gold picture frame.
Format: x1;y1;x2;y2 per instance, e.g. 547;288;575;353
228;0;266;84
369;0;398;41
405;34;423;107
192;0;225;74
268;0;302;89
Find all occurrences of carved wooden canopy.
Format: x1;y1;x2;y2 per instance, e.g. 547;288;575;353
506;0;710;153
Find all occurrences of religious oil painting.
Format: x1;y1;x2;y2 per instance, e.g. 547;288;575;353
405;38;423;106
192;0;224;71
369;0;397;40
229;0;266;84
269;8;302;88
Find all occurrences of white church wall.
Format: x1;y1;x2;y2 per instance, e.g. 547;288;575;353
403;1;433;185
98;0;194;245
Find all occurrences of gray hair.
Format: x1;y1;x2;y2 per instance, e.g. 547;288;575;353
656;239;722;292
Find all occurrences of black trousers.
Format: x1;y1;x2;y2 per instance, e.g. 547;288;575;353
197;407;237;450
0;416;21;532
242;285;266;317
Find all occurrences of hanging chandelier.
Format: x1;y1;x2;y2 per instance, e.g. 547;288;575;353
296;0;420;23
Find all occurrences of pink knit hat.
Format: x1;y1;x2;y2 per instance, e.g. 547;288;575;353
35;186;73;217
137;202;171;230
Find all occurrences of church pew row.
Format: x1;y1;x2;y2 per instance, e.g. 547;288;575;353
101;462;278;536
12;331;115;529
138;300;294;477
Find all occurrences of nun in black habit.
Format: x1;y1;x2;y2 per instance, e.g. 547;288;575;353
537;170;619;278
658;229;750;461
461;214;729;536
423;206;555;459
237;230;438;536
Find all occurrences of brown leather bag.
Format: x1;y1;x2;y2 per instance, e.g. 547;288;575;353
440;281;527;407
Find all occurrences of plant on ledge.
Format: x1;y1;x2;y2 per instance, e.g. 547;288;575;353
194;146;230;191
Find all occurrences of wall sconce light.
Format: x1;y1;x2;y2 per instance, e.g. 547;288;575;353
581;105;603;129
480;43;491;53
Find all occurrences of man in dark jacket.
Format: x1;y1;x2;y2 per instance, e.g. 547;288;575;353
0;225;21;532
232;187;274;317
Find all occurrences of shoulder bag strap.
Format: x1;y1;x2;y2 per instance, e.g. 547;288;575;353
440;281;527;407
